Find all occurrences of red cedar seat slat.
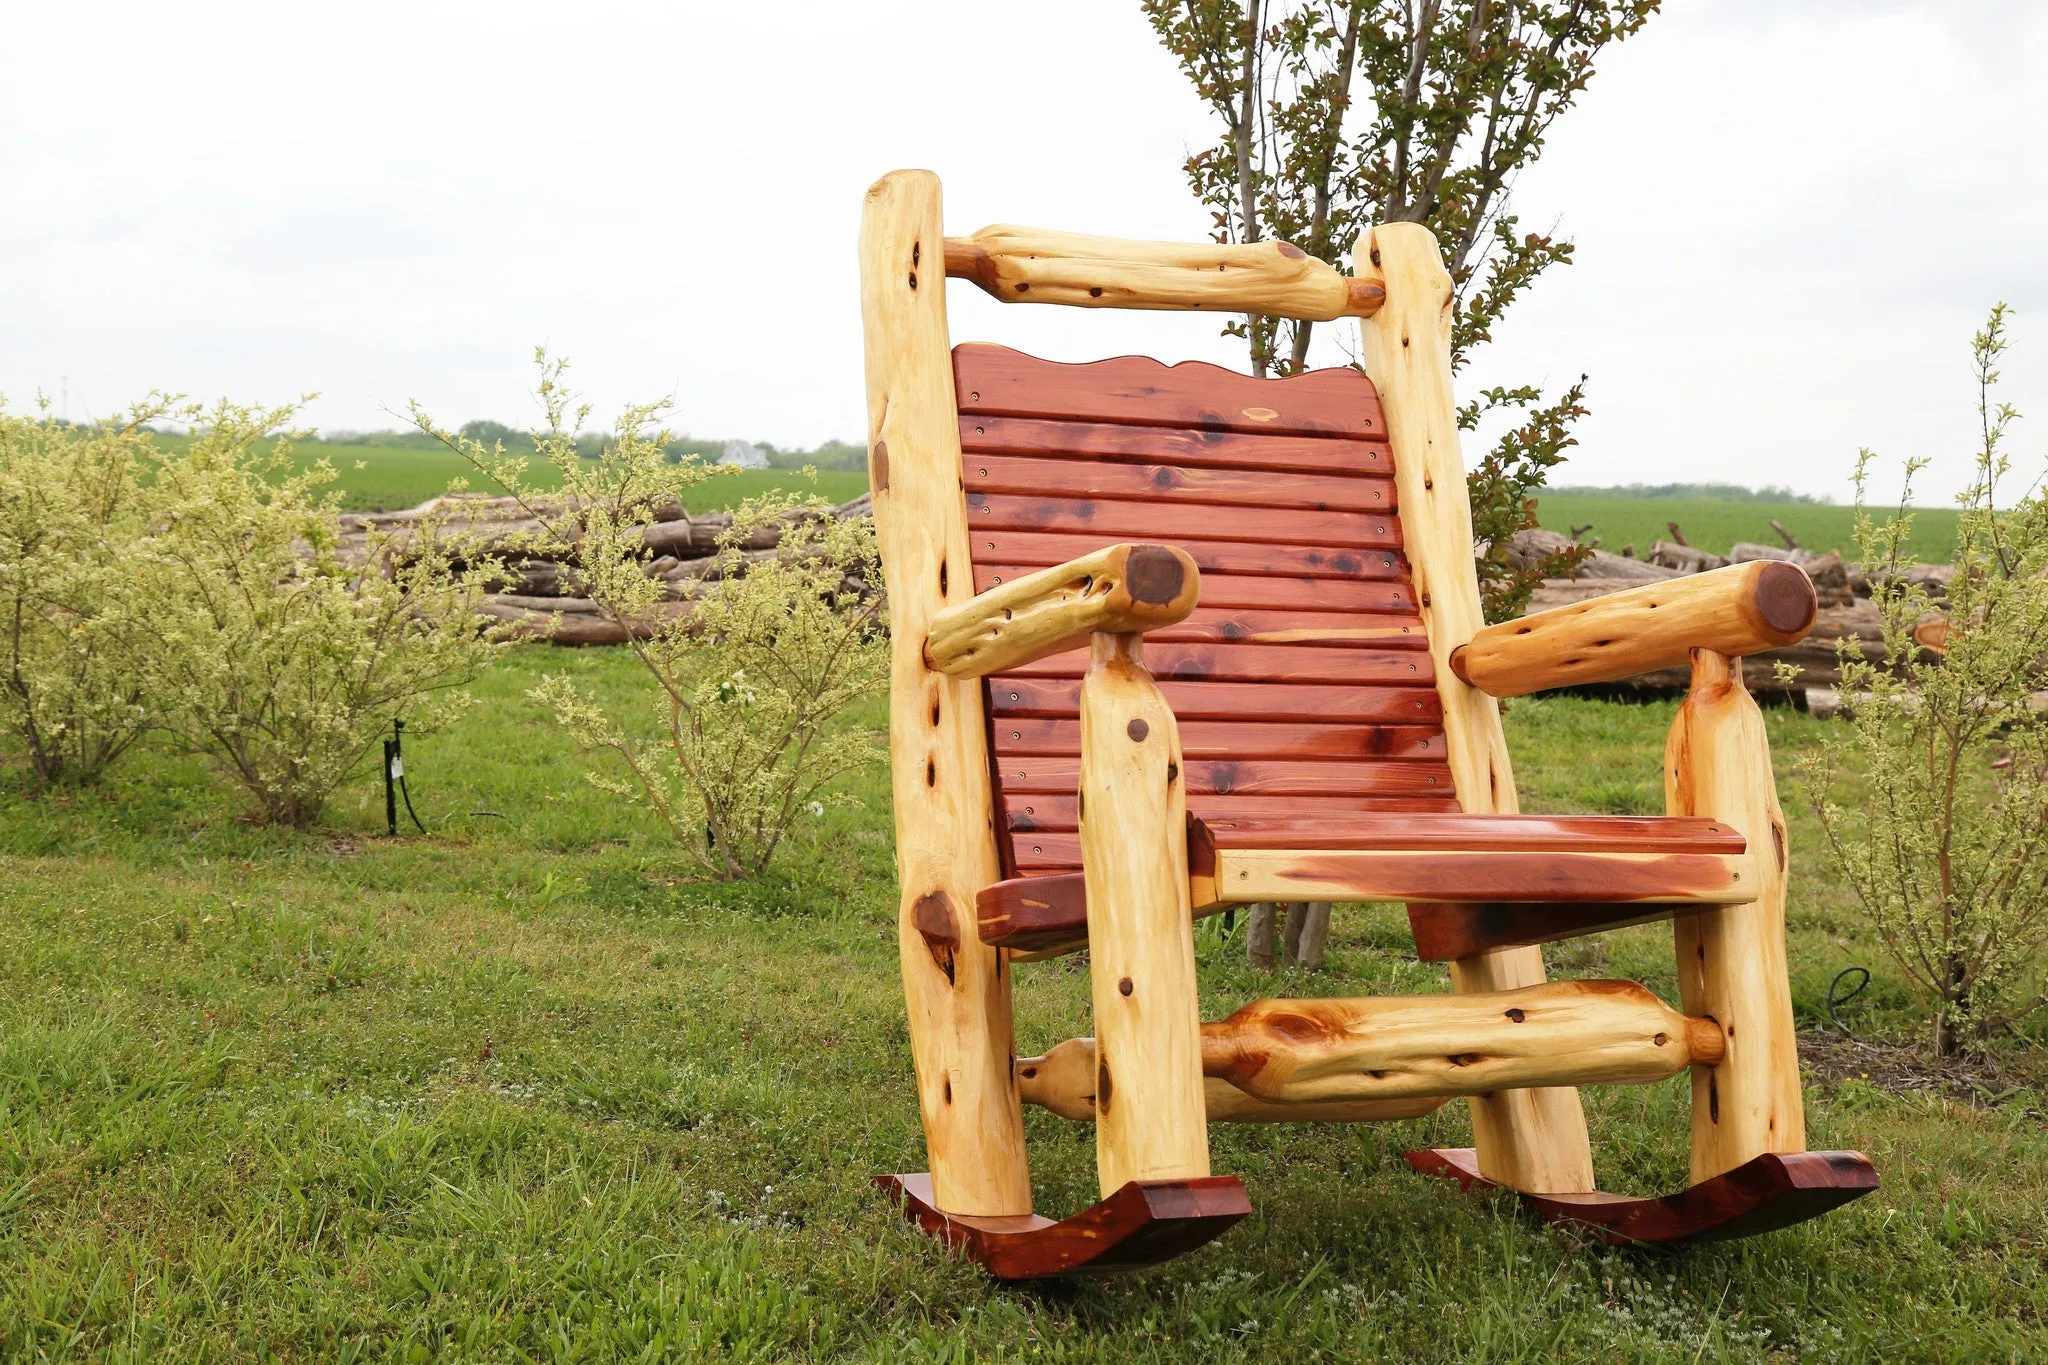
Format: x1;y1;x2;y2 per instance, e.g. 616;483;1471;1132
968;492;1402;551
964;454;1397;514
959;415;1393;478
988;680;1444;725
971;529;1405;581
955;344;1385;437
993;719;1445;762
975;566;1417;614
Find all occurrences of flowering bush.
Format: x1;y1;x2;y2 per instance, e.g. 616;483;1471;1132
0;399;164;784
417;354;886;879
141;403;499;826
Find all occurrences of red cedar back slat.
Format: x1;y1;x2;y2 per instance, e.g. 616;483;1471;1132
970;530;1406;581
988;679;1443;725
968;493;1400;551
963;454;1396;514
1005;644;1433;686
975;566;1416;615
955;344;1383;439
994;719;1444;763
960;415;1391;477
995;756;1454;797
1146;609;1426;648
1004;793;1462;834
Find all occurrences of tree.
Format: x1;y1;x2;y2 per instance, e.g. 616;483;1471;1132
1141;0;1658;619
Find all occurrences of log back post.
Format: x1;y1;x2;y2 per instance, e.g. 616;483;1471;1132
1079;631;1211;1194
859;170;1032;1216
1354;221;1596;1195
1666;648;1806;1181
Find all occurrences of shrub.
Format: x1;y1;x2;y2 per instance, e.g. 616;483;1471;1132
1802;305;2048;1055
139;402;499;827
0;399;165;784
416;354;887;879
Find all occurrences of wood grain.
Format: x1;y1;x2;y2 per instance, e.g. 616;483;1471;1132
1213;847;1756;905
945;224;1385;320
1407;1147;1878;1246
1004;643;1433;685
992;719;1444;763
860;170;1031;1216
986;679;1442;724
1016;1037;1446;1124
1453;561;1819;698
955;344;1384;438
968;492;1400;550
962;414;1391;476
963;454;1397;514
1357;220;1593;1193
1078;632;1209;1194
1667;649;1805;1181
979;568;1418;615
1207;982;1724;1103
996;757;1454;797
924;542;1199;678
969;529;1406;581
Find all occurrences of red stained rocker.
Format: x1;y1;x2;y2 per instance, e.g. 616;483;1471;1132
859;171;1875;1280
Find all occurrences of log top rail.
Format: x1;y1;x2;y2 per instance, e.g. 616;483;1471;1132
945;225;1384;321
1452;560;1818;700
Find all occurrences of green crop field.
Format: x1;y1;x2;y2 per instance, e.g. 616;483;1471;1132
1535;496;1959;564
0;647;2041;1359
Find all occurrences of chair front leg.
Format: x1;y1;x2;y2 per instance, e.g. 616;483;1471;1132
1078;631;1210;1196
1666;648;1805;1182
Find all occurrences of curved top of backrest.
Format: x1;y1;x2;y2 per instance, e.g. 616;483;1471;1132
949;343;1457;878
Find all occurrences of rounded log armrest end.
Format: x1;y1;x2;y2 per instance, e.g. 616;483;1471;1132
1750;559;1819;642
1458;561;1820;699
925;542;1201;678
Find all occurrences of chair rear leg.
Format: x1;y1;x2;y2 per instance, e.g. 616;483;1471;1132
1666;648;1805;1179
1079;631;1211;1193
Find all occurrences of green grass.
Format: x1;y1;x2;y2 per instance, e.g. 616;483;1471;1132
1;651;2042;1358
1535;496;1960;564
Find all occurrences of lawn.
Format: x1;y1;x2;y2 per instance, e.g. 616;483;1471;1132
1;646;2042;1360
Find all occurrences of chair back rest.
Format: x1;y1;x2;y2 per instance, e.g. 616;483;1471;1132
950;342;1459;878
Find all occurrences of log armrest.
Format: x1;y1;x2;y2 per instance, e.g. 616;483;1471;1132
923;542;1200;678
1451;561;1817;699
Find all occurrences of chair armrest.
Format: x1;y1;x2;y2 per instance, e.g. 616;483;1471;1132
1451;561;1817;699
924;542;1199;679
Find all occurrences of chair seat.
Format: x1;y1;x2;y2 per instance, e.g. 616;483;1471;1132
978;813;1750;955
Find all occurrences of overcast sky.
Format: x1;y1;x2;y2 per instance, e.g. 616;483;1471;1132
5;1;2044;501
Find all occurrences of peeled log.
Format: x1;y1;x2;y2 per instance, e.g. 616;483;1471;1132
1017;1037;1445;1124
1206;980;1722;1104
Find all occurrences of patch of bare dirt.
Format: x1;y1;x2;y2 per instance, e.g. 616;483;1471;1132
1799;1028;2046;1113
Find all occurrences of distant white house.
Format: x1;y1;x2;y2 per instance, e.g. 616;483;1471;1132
719;439;768;470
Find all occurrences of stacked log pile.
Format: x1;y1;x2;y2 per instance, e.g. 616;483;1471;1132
337;491;874;646
1505;528;1946;701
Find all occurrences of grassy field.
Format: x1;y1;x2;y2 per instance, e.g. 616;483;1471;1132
258;437;1955;564
1534;496;1959;564
1;646;2042;1359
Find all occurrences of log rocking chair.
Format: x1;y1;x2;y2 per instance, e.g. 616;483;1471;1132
859;170;1876;1280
